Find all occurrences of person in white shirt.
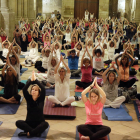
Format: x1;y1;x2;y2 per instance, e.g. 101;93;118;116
92;44;105;75
48;55;75;107
25;39;39;64
51;12;55;19
37;46;51;73
52;39;62;61
44;46;58;88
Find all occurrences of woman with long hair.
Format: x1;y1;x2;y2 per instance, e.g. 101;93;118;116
0;57;21;104
102;63;125;108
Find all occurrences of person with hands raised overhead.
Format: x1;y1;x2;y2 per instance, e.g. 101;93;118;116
16;71;49;138
8;43;25;89
102;62;125;108
77;77;111;140
0;57;21;104
67;48;81;77
36;45;51;73
75;47;93;89
43;30;51;47
25;38;39;64
92;44;105;75
48;55;75;107
115;45;136;88
43;45;58;88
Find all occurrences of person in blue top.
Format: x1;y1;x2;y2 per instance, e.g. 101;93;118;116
67;49;81;77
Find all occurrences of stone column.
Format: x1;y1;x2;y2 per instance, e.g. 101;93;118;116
99;0;109;19
1;0;15;41
133;0;140;24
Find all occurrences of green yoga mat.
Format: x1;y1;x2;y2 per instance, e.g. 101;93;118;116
71;101;85;107
0;80;27;95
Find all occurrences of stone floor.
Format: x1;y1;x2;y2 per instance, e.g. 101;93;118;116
0;52;140;140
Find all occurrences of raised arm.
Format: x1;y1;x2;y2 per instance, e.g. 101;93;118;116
54;55;62;74
92;44;99;56
86;47;93;67
81;49;86;68
61;55;70;73
11;47;20;64
94;77;106;104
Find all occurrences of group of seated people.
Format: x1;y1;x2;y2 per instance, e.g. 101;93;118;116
0;14;140;139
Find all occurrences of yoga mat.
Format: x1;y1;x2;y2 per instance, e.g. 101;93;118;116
103;105;132;121
129;75;138;81
71;101;85;107
75;126;110;140
75;86;89;97
20;55;25;58
20;68;28;76
11;126;50;140
43;99;76;119
0;97;23;114
0;121;3;126
133;100;140;122
45;88;55;96
132;65;139;70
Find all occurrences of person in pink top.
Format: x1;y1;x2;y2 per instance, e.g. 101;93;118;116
75;47;93;89
77;77;111;140
43;30;51;47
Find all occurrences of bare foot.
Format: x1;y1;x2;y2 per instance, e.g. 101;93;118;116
52;103;55;107
27;132;30;137
81;136;90;140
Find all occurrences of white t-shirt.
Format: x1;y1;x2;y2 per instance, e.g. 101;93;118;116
65;33;71;42
29;48;38;58
93;56;104;70
54;73;71;102
2;48;9;58
47;53;58;83
104;49;108;61
42;55;49;69
107;43;115;60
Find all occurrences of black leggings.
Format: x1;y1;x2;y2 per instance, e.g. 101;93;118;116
37;66;47;73
119;78;136;88
76;81;92;89
16;120;49;136
77;124;111;140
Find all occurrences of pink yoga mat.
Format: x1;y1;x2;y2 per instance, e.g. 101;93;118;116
132;65;139;71
43;99;76;117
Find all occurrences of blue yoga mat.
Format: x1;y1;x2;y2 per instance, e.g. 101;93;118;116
133;101;140;122
20;68;28;76
75;126;110;140
0;121;3;126
103;105;132;121
45;88;55;96
20;55;25;58
11;126;50;140
0;97;23;114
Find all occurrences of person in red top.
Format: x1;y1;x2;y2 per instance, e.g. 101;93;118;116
77;77;111;140
71;37;77;49
0;28;6;42
75;47;93;89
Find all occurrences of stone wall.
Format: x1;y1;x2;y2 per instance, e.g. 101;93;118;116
99;0;109;19
61;0;74;19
